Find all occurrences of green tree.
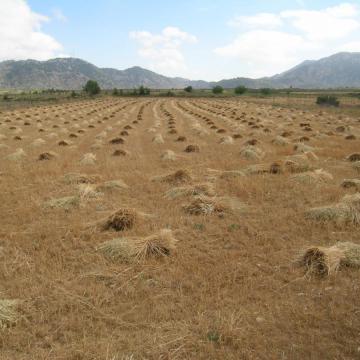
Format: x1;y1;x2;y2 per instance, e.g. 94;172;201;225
234;85;247;95
84;80;101;95
184;86;193;93
112;88;120;96
212;85;224;94
260;88;271;96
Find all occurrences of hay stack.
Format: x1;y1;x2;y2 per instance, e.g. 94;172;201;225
0;299;19;327
294;143;315;153
62;173;101;184
305;193;360;225
152;134;164;144
78;184;102;200
100;208;139;231
291;169;333;184
44;196;80;210
6;148;26;161
183;196;225;215
109;137;124;145
298;242;360;275
347;153;360;162
31;138;46;147
184;144;199;153
80;153;96;166
96;179;129;191
38;151;58;161
352;162;360;173
165;183;215;199
97;229;177;262
272;135;290;146
239;146;264;160
152;169;192;185
219;136;234;145
341;179;360;190
161;150;177;161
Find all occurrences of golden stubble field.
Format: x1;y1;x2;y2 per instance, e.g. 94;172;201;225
0;97;360;359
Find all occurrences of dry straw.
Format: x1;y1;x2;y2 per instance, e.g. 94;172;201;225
97;229;177;262
152;169;192;185
291;169;333;184
297;242;360;276
0;299;19;327
165;183;215;199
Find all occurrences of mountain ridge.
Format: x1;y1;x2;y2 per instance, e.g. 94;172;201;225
1;52;360;90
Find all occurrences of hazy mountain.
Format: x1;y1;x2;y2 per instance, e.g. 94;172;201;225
215;52;360;89
0;58;208;90
0;52;360;90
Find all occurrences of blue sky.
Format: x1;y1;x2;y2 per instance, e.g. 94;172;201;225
2;1;360;80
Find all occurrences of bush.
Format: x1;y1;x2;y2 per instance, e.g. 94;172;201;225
70;91;77;98
212;86;224;94
112;88;119;96
184;86;193;93
234;85;247;95
165;91;175;97
84;80;101;95
316;95;340;107
138;85;150;96
2;94;10;101
260;88;271;96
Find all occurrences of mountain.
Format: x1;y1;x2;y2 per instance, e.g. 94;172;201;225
0;52;360;90
0;58;209;90
215;52;360;89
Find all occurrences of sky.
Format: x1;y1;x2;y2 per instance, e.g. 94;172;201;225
1;0;360;81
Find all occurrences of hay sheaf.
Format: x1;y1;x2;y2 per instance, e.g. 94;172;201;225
305;193;360;225
219;136;234;145
341;179;360;190
347;153;360;162
183;196;246;215
291;169;333;184
78;184;103;200
152;169;192;185
239;146;264;160
44;196;80;210
297;242;360;276
272;135;290;146
152;134;164;144
62;173;101;185
0;299;20;327
97;229;177;263
161;150;178;161
243;162;283;175
38;151;58;161
352;162;360;173
100;208;140;231
165;183;215;199
6;148;26;161
80;153;96;166
96;179;129;192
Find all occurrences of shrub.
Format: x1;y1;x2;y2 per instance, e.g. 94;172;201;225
184;86;193;93
138;85;150;96
234;85;247;95
316;95;340;107
70;91;77;98
112;88;120;96
260;88;271;96
84;80;101;95
212;85;224;94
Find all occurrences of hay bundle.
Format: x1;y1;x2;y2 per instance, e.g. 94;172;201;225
161;150;177;161
347;153;360;162
112;149;127;156
305;194;360;225
80;153;96;166
152;169;192;185
0;299;19;327
341;179;360;189
97;229;177;262
165;183;215;199
78;184;102;200
44;196;80;210
152;134;164;144
58;140;71;146
293;143;314;153
176;136;186;142
219;136;234;145
109;137;124;145
291;169;333;184
184;144;200;153
6;148;26;161
96;179;128;191
101;208;138;231
239;146;264;160
298;242;360;275
0;144;9;150
31;138;46;147
38;151;57;161
183;196;225;215
62;173;101;184
352;162;360;173
272;135;290;146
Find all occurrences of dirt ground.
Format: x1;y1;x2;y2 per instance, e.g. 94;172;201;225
0;97;360;359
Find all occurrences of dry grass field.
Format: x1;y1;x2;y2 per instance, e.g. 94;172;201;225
1;96;360;359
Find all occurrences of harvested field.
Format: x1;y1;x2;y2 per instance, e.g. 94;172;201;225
1;97;360;359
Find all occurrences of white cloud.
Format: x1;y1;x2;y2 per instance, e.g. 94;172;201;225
130;26;197;76
215;2;360;77
51;8;67;22
0;0;63;61
229;13;283;29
